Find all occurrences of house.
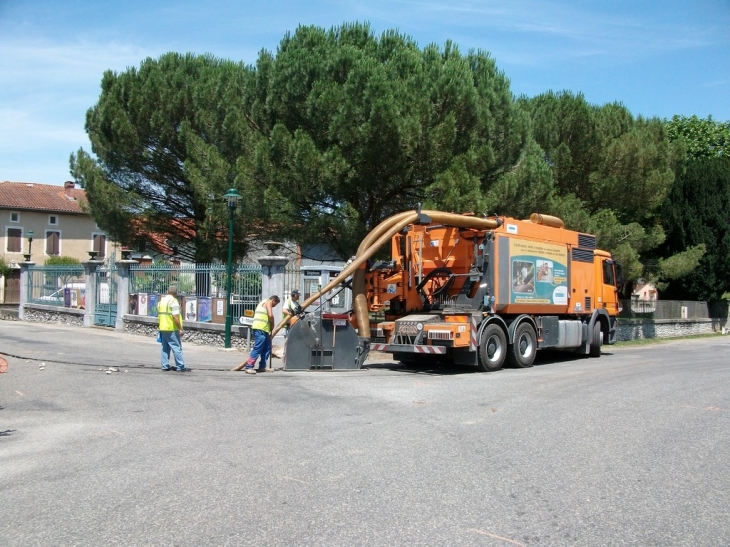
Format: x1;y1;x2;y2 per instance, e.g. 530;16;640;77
0;180;120;302
631;279;658;313
633;279;658;302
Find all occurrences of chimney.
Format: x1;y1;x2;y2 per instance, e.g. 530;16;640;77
64;181;75;199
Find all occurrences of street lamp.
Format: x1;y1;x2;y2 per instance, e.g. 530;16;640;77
24;230;34;262
223;188;241;348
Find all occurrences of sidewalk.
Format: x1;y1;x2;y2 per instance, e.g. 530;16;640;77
0;320;279;372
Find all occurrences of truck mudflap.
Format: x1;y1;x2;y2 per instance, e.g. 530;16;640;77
370;343;447;355
608;315;619;344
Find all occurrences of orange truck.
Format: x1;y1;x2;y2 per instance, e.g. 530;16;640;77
282;209;622;371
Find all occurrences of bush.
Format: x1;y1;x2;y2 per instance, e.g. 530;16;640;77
0;257;12;278
45;256;81;266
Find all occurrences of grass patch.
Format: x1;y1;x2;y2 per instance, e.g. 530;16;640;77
614;332;724;347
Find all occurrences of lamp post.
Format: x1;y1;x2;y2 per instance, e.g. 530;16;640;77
223;188;241;348
25;230;34;262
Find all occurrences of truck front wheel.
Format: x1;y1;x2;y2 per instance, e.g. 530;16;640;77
507;322;537;368
478;324;507;372
589;322;602;357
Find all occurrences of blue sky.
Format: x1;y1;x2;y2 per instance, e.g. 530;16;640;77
2;0;728;185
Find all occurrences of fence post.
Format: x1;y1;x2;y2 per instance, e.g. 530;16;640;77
115;260;138;332
258;254;290;348
18;260;35;320
82;259;103;327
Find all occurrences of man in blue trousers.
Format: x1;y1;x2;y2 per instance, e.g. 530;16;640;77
243;294;280;374
157;285;190;372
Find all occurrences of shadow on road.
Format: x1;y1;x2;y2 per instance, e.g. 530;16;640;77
364;349;615;375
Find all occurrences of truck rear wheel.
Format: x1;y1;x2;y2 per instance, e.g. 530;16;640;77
589;322;602;357
507;322;537;368
478;324;506;372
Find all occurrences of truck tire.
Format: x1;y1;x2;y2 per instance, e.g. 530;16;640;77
589;321;602;357
478;324;506;372
507;322;537;368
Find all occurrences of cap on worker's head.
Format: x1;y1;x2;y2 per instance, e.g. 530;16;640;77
168;285;178;295
291;289;300;297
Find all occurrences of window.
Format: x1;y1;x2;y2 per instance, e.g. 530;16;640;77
10;212;19;222
602;259;615;286
93;233;107;258
46;231;60;256
6;227;22;252
49;215;58;226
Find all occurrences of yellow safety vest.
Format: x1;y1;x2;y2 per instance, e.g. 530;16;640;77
251;299;272;333
157;295;179;332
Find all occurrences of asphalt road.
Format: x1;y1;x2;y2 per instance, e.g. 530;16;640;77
1;322;729;546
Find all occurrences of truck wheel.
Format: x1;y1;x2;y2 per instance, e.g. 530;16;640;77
507;322;537;368
589;322;602;357
477;324;506;372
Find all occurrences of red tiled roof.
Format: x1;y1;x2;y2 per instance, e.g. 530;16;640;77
0;181;88;214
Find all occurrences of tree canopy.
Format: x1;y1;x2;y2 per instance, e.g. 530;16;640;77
71;52;259;263
665;115;730;160
515;91;684;294
654;116;730;300
71;23;729;300
245;23;529;257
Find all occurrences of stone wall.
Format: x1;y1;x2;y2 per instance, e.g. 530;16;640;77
22;306;84;327
617;318;723;341
13;304;729;352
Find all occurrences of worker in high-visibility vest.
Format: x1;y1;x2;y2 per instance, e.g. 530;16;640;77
282;289;302;335
243;294;280;374
157;285;190;372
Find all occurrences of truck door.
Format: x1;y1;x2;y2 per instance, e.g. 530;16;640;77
599;258;620;315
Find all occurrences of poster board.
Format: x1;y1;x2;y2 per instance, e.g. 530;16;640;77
211;298;226;324
128;294;139;315
197;297;212;322
138;293;149;316
148;293;159;317
185;297;197;322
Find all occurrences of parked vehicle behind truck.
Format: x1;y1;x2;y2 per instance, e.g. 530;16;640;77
280;209;622;372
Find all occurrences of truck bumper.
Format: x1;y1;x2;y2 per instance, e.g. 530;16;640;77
370;343;447;355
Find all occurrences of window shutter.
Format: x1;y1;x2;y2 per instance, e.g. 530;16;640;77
7;228;21;252
47;232;60;255
93;234;107;258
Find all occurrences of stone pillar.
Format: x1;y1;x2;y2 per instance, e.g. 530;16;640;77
82;260;103;327
258;255;290;347
115;260;138;332
18;261;35;321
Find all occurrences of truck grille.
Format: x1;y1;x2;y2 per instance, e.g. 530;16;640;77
392;333;419;345
585;297;592;311
578;234;596;249
572;248;594;263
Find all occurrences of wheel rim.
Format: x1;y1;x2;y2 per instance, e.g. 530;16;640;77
518;333;534;358
487;335;503;361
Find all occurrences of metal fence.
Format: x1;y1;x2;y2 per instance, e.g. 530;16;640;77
619;299;717;320
129;262;263;317
26;265;86;307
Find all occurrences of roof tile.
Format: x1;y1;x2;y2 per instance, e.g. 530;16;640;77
0;181;88;214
